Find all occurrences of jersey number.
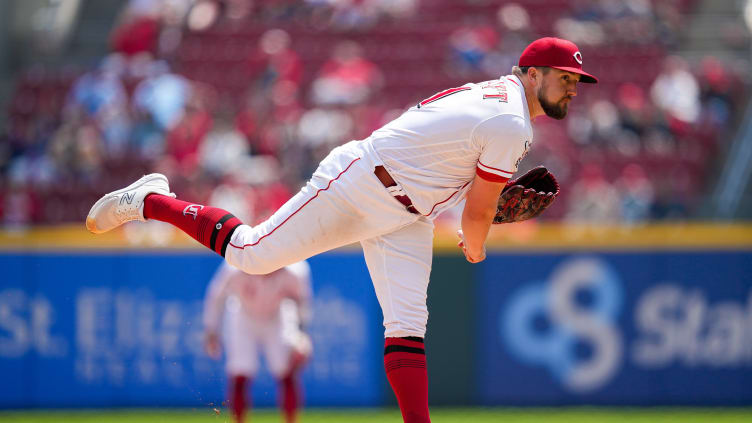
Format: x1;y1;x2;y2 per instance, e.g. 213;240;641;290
417;86;471;108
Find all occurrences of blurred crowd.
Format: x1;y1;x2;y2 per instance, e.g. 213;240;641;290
0;0;749;228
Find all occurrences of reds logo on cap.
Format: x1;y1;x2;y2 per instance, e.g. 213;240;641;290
519;37;598;83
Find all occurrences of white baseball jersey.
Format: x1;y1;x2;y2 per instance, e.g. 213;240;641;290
368;74;533;217
225;75;535;338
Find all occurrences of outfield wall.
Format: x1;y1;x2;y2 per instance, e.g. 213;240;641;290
0;252;384;408
0;223;750;408
475;251;752;406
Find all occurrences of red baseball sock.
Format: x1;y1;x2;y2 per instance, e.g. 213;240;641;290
230;375;249;423
280;374;299;423
384;337;430;423
143;194;242;257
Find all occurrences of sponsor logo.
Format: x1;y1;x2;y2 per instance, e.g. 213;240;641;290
500;257;623;392
182;204;204;220
632;285;752;368
120;192;135;205
499;256;752;394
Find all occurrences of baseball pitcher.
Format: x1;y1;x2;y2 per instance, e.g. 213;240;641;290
86;37;596;423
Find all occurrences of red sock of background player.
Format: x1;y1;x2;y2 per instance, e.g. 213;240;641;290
143;194;242;257
230;375;249;423
280;374;299;423
384;337;430;423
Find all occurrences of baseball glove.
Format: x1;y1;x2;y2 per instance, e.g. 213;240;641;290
493;166;560;224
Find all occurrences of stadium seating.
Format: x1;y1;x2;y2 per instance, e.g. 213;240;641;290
1;0;743;224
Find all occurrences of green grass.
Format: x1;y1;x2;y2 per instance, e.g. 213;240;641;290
1;408;752;423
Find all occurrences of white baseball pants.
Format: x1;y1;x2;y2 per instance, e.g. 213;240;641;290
223;301;298;378
225;140;434;338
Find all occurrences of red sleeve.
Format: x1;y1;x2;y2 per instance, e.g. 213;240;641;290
476;165;510;183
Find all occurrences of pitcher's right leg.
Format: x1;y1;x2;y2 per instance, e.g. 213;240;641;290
224;141;421;275
224;157;373;274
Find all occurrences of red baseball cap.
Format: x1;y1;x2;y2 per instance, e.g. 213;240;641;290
519;37;598;83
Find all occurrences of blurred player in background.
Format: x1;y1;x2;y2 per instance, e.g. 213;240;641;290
87;37;596;422
201;180;310;423
203;259;312;423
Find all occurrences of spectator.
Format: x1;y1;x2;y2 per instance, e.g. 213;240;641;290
48;109;102;182
1;181;41;229
651;173;690;220
186;0;221;32
325;0;382;30
586;99;621;145
164;93;213;176
615;163;654;224
481;6;533;77
199;112;250;177
129;106;166;159
209;156;292;225
65;54;131;155
305;0;417;29
565;164;621;224
650;56;701;126
296;107;354;176
698;56;734;130
156;0;195;58
310;41;383;106
236;79;303;158
110;1;161;57
614;83;650;136
208;172;258;224
563;0;667;46
234;100;261;153
373;0;418;21
132;60;191;131
448;23;499;76
252;179;294;222
248;29;303;94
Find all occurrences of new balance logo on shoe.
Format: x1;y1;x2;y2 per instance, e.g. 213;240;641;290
120;192;135;205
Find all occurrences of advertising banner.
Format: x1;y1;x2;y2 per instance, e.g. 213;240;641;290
477;251;752;405
0;251;383;408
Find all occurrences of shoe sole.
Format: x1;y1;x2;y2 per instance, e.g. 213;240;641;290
85;173;169;234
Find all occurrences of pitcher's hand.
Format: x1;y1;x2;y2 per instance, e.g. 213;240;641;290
457;229;486;263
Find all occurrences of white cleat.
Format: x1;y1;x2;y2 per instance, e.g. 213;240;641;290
86;173;176;234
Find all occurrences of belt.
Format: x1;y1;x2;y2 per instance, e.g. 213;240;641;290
374;166;419;214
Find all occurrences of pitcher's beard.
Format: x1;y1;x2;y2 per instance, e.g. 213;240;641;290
539;93;569;120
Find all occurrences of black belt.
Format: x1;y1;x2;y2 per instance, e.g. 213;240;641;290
374;166;419;214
